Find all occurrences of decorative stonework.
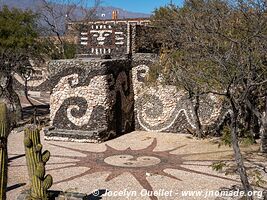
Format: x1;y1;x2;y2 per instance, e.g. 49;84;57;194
45;138;236;200
72;18;153;58
132;55;224;133
50;74;109;127
13;65;50;92
78;23;128;57
104;154;161;168
13;53;228;141
45;58;134;143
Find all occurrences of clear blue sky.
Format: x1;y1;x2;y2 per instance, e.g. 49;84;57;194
100;0;184;14
54;0;184;14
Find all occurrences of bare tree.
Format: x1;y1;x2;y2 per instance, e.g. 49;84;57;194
152;0;267;197
37;0;101;58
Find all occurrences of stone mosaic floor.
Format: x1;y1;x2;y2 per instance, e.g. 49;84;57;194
7;130;267;200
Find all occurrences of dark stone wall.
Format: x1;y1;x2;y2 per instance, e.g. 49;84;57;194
77;23;128;58
71;18;154;58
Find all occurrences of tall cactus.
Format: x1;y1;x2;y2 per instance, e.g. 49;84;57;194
24;125;53;200
0;103;9;200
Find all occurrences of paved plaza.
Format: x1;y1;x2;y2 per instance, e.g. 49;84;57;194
7;129;267;200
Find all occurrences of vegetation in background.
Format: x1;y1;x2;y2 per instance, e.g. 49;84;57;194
0;6;42;122
151;0;267;197
38;0;101;59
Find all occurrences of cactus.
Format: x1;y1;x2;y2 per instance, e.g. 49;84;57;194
24;125;53;200
0;103;9;200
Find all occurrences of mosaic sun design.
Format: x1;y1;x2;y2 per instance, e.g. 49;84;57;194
46;138;236;200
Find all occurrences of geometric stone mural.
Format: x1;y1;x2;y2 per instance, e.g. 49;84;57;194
15;55;227;142
71;18;151;58
11;19;230;143
78;24;127;57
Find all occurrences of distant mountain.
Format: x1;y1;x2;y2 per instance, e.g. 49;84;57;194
0;0;42;10
0;0;151;19
0;0;150;35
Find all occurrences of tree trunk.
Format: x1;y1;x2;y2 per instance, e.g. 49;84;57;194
261;96;267;153
245;96;267;153
251;114;260;139
230;99;253;199
11;91;22;122
261;122;267;153
190;95;203;138
6;78;22;122
245;94;260;139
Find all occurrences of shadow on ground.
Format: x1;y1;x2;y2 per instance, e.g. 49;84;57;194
22;105;50;119
15;104;51;127
7;183;26;192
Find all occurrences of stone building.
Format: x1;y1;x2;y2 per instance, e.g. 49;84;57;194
14;16;225;143
67;18;151;58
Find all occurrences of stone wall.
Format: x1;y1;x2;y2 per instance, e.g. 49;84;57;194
68;18;151;58
132;54;224;134
45;58;134;143
13;18;153;93
77;23;128;57
10;14;230;141
13;53;227;140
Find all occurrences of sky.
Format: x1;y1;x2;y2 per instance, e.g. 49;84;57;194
100;0;184;14
54;0;184;14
